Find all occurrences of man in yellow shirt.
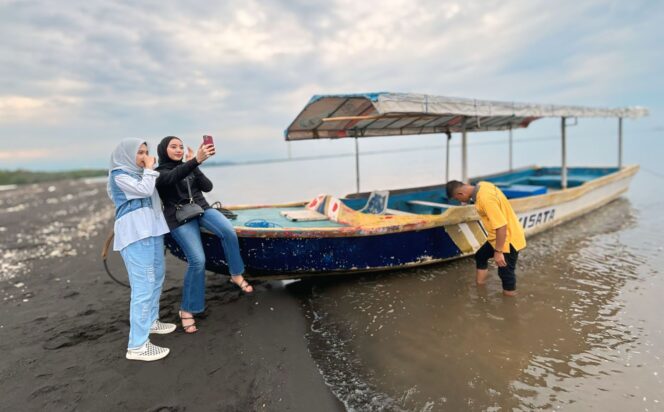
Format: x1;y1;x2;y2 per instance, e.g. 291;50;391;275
446;180;526;296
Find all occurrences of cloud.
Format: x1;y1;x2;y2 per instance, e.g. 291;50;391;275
0;95;82;123
0;149;53;160
173;1;316;63
0;0;661;170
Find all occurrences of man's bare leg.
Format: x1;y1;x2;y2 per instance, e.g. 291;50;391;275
476;269;488;285
503;290;517;297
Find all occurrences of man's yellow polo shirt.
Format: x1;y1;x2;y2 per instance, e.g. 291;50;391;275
474;181;526;252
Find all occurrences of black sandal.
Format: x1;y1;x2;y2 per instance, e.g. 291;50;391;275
178;310;198;333
230;277;254;294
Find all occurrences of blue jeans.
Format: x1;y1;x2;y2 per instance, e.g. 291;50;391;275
170;208;245;313
119;235;165;350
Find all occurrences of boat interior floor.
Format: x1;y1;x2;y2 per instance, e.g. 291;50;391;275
230;166;619;229
232;206;347;229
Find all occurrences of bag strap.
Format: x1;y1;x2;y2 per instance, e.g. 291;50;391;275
185;176;195;204
172;175;196;209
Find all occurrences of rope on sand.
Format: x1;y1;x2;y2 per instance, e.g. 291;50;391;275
101;229;130;288
100;203;236;288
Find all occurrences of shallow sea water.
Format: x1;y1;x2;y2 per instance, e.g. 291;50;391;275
291;197;664;411
203;130;664;411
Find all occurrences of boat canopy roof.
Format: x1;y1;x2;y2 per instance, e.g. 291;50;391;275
285;92;648;141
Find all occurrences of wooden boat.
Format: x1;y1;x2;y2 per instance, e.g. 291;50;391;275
164;93;647;278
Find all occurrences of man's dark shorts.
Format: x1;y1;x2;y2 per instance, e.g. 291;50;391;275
475;242;519;291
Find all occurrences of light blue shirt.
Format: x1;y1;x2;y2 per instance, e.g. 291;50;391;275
108;169;169;251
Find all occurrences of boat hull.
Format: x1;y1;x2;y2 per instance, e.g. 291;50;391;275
165;224;464;276
513;165;636;236
164;165;638;278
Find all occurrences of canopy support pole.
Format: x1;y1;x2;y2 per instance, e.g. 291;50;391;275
445;131;451;182
461;118;468;182
509;127;513;171
618;117;623;169
561;117;567;190
354;137;360;193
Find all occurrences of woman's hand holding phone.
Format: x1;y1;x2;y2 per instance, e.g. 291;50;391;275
195;143;215;164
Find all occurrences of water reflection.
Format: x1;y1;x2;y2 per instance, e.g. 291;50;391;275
290;199;660;411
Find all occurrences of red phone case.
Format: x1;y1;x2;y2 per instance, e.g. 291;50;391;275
203;135;214;146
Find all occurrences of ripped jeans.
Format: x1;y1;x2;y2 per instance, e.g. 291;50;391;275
120;235;165;350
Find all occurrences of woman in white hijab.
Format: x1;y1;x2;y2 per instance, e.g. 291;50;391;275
107;138;175;361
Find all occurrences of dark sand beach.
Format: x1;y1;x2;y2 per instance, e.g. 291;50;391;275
3;157;663;411
0;180;343;411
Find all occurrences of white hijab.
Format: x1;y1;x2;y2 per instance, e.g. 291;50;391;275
107;138;145;200
110;138;145;174
106;138;165;218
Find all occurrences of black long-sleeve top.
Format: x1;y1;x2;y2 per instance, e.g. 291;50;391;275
155;158;213;230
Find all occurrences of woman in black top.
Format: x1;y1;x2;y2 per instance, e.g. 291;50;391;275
156;136;253;333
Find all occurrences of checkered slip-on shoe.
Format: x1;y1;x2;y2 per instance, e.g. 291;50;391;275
126;341;170;362
150;320;177;335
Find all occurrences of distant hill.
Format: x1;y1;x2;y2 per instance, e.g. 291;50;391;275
0;169;107;185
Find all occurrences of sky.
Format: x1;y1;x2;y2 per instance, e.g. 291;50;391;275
0;0;662;171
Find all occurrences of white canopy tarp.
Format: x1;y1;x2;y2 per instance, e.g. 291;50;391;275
285;92;648;141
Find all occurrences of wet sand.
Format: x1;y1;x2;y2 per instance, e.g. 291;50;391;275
0;180;343;411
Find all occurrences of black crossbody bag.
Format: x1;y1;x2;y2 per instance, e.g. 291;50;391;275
175;176;204;224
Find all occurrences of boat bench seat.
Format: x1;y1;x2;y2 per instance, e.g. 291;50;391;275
526;175;590;188
280;209;329;222
491;178;528;186
499;184;547;199
407;200;457;210
385;208;415;215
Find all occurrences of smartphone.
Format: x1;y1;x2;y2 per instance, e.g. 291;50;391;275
203;135;214;147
